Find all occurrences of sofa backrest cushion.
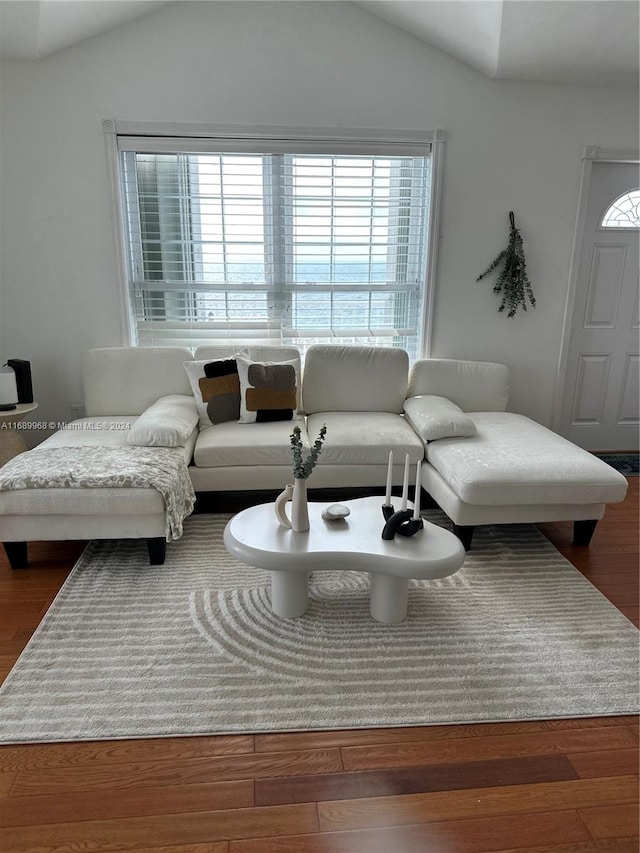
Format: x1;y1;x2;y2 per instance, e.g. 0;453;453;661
194;345;300;362
84;347;194;416
408;359;510;412
302;345;409;414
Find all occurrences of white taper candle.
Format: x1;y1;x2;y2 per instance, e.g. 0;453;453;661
401;453;410;511
385;450;393;505
413;461;421;520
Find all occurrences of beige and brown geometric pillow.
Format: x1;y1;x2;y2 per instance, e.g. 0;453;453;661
236;355;300;423
184;358;241;428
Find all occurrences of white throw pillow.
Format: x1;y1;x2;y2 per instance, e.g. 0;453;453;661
127;395;199;447
403;395;476;442
236;355;301;424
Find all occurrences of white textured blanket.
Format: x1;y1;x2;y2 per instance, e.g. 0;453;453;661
0;446;196;541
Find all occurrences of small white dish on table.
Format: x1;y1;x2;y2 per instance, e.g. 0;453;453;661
223;496;465;623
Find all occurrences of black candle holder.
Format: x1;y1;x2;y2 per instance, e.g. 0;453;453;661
381;508;424;540
381;503;395;521
396;516;424;537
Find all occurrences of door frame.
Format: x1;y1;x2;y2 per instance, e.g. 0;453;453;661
552;146;640;433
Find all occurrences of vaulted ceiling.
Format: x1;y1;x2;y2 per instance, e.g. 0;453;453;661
0;1;171;59
356;0;639;88
0;0;637;89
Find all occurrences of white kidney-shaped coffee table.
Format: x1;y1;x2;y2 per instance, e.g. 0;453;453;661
223;496;466;623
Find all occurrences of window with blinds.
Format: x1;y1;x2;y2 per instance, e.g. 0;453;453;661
118;135;433;358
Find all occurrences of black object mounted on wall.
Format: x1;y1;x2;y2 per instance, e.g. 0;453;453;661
7;359;33;404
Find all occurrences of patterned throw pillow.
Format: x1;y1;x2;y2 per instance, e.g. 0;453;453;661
184;359;241;428
236;355;301;424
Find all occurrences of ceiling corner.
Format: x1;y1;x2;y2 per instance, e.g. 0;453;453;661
354;1;504;78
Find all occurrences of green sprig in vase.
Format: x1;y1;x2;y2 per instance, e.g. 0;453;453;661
274;424;327;532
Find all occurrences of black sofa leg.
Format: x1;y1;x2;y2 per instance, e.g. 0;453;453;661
4;542;28;569
573;519;598;546
147;538;166;565
453;525;475;551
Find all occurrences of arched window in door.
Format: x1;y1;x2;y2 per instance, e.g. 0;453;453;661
601;188;640;229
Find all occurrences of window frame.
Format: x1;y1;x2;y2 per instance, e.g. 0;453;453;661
103;119;446;357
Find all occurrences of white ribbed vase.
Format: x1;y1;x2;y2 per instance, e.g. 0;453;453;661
291;478;310;532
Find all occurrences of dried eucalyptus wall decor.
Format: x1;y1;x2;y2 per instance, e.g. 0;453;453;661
476;212;536;317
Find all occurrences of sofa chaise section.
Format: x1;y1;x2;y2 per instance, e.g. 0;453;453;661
0;347;197;568
407;358;628;549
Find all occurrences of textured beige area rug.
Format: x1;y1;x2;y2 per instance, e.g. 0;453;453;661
0;514;637;744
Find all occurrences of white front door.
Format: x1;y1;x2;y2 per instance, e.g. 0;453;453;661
560;161;639;451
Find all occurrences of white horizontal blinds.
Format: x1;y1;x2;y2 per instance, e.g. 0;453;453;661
282;155;430;357
120;142;431;355
123;151;281;348
187;153;282;347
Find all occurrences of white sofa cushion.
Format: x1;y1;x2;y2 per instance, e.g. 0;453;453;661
403;395;476;442
194;345;300;362
426;412;629;506
236;354;301;424
302;345;409;415
306;412;424;466
127;395;198;448
0;485;166;516
408;359;510;412
83;347;194;417
194;418;308;468
193;345;247;360
44;416;137;448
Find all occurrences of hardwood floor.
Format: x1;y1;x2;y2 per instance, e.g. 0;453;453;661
0;478;637;852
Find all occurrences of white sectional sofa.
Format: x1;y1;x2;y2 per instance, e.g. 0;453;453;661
0;344;628;567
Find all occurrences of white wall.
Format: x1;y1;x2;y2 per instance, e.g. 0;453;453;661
0;0;637;436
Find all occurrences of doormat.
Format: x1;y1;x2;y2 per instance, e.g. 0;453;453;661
594;453;639;475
